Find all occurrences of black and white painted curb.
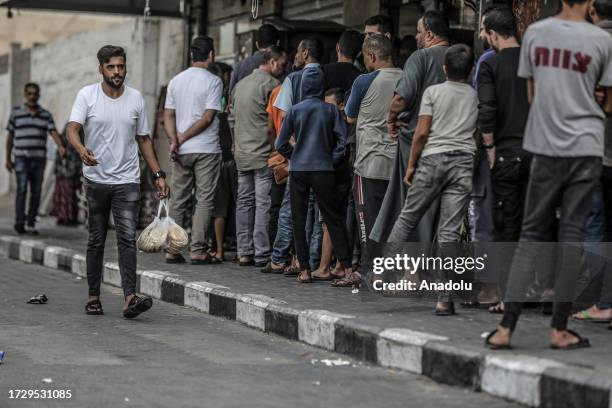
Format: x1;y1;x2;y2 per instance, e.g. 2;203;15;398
2;235;611;408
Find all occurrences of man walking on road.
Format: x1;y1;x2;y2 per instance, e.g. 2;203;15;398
164;36;223;265
5;83;66;235
67;45;169;318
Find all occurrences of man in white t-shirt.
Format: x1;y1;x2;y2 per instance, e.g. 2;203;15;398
67;45;169;319
163;36;223;265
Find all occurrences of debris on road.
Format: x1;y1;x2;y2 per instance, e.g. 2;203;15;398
42;378;53;384
27;294;48;304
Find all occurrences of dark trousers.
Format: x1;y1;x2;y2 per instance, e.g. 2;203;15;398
269;179;287;247
85;180;140;298
14;156;46;227
501;155;601;331
353;175;388;268
290;171;351;270
490;153;531;294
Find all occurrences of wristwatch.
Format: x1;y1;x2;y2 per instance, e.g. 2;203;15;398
482;142;495;150
153;170;166;179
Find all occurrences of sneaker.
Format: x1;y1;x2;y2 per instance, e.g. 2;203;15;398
14;224;26;234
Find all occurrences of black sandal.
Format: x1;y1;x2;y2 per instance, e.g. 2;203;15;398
85;299;104;315
485;329;512;350
488;302;504;314
208;255;223;264
165;254;186;264
550;329;590;350
27;294;48;304
123;295;153;319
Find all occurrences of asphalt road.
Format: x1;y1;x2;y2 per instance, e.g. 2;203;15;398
0;257;520;408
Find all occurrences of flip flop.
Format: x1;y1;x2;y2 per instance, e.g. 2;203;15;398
166;254;186;264
123;295;153;319
27;294;48;304
311;275;334;281
330;273;362;288
571;309;612;322
85;299;104;315
297;273;312;283
208;255;223;264
434;302;455;316
550;329;590;350
488;302;504;314
485;329;513;350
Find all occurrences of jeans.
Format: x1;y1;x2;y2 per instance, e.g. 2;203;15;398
171;153;221;254
388;152;473;302
501;155;601;331
306;194;323;270
388;152;473;243
14;156;46;227
236;166;273;262
85;180;140;298
271;179;293;265
290;171;351;270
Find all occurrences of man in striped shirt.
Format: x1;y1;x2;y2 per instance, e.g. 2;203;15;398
5;82;65;234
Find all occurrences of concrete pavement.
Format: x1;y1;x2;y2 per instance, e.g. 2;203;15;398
0;257;521;408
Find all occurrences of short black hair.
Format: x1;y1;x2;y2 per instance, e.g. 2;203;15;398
261;45;286;64
24;82;40;93
191;36;214;62
421;10;450;41
363;33;393;61
325;87;344;105
444;44;474;81
483;7;516;38
256;24;279;48
593;0;612;19
338;30;363;60
364;14;393;35
300;37;324;62
97;45;126;65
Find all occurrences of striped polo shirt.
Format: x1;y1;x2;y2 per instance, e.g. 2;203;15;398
6;104;56;159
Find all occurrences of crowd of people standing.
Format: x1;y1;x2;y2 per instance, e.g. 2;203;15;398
5;0;612;343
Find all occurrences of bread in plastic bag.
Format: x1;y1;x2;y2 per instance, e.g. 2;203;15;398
137;199;189;254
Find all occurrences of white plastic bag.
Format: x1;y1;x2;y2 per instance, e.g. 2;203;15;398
137;200;189;254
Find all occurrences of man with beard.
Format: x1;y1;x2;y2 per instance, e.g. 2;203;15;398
369;11;449;244
67;45;170;318
5;83;65;235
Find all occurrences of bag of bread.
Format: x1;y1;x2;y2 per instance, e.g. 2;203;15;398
137;200;170;253
165;216;188;255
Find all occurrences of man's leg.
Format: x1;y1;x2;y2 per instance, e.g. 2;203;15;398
495;155;564;340
253;166;273;264
289;172;311;276
360;177;389;271
269;178;286;247
193;153;221;256
85;181;112;298
551;157;601;332
13;157;28;230
387;155;445;242
26;158;46;228
110;183;140;298
271;179;293;267
236;170;255;260
169;154;195;244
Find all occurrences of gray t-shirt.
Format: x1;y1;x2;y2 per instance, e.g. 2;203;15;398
419;81;477;157
598;20;612;167
519;17;612;157
395;45;448;139
346;68;402;180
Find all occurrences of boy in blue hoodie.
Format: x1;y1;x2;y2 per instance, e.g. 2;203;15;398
276;67;354;283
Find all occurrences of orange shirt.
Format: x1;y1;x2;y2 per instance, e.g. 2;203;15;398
267;85;283;137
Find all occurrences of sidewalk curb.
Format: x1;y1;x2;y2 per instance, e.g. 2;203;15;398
1;235;611;408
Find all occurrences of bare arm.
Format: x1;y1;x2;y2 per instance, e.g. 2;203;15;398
605;87;612;115
267;115;276;149
163;108;179;159
346;116;357;125
387;94;408;137
49;129;66;157
404;115;432;185
178;109;217;144
5;132;14;172
66;121;98;166
136;135;169;198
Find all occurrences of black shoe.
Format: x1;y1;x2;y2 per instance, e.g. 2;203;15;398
14;224;26;234
254;260;268;268
123;295;153;319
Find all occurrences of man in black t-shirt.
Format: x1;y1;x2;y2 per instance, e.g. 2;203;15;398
322;29;363;93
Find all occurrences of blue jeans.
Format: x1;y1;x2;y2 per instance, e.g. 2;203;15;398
14;156;46;227
306;193;323;270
